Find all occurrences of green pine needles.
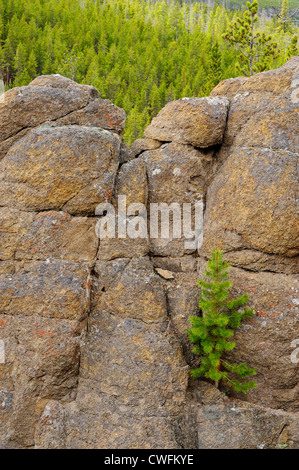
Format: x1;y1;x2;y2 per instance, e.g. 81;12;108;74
188;248;257;394
223;0;280;76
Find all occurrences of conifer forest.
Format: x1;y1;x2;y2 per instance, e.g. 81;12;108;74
0;0;298;143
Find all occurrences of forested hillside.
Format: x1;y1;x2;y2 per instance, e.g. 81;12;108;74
0;0;298;143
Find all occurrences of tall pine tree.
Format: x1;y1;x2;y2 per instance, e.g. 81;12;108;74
223;1;280;76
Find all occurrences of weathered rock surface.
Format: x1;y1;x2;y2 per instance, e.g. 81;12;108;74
0;59;298;449
192;383;299;449
210;56;299;156
0;74;125;161
140;142;214;256
0;208;98;261
0;126;120;215
96;158;150;260
201;147;298;260
144;96;229;147
35;258;189;449
50;98;126;135
129;137;162;158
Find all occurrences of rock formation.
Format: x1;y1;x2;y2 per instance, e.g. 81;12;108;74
0;57;298;449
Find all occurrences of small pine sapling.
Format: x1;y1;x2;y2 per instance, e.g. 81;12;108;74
188;248;257;393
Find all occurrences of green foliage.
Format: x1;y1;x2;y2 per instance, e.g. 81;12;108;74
223;1;281;76
287;34;298;58
0;0;297;143
188;248;257;394
276;0;293;34
204;0;299;8
203;39;223;94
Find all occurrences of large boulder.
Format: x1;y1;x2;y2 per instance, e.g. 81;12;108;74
201;147;298;261
201;57;299;275
0;126;120;215
97;158;150;260
0;74;126;161
144;96;229;147
210;56;299;155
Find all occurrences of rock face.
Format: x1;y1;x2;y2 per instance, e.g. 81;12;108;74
0;126;120;215
0;58;298;449
210;58;299;155
202;147;298;259
192;382;299;449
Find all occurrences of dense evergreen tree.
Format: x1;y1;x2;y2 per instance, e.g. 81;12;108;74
0;0;297;143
